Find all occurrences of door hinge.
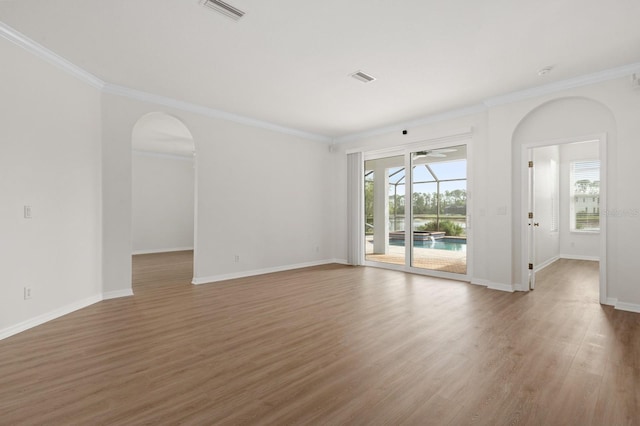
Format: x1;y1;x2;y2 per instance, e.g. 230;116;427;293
528;212;533;219
528;263;533;270
528;161;534;168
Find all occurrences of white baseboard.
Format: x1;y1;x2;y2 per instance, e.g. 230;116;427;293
0;294;103;341
559;254;600;262
470;278;490;287
103;289;134;300
132;247;194;255
192;259;341;285
0;288;135;341
471;278;515;292
535;256;559;272
513;283;528;292
487;282;515;292
604;298;640;312
332;258;350;265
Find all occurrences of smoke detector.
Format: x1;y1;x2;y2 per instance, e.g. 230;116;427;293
200;0;245;21
350;70;376;83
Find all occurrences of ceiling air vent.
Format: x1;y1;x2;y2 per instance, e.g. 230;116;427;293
200;0;245;21
350;70;376;83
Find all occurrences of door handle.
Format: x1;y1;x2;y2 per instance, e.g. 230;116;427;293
533;223;539;227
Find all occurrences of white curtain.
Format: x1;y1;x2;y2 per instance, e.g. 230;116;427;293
347;152;364;265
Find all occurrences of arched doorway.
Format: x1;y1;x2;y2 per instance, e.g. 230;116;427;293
131;112;196;286
512;97;615;302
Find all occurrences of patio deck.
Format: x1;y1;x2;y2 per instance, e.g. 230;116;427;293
365;241;466;274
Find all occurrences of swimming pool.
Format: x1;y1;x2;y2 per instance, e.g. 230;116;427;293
389;237;466;252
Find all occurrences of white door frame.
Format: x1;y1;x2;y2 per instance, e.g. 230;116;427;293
526;148;536;290
192;150;199;282
520;133;607;303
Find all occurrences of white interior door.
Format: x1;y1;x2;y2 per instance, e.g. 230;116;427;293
532;146;560;274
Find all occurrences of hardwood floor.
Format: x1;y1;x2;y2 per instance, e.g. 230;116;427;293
1;253;639;425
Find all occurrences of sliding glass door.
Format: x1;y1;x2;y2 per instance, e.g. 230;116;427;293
363;144;468;277
364;155;405;265
410;146;467;274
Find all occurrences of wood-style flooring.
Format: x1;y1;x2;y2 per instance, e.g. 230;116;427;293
1;252;639;425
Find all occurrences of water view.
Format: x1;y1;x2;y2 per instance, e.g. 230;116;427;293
389;237;466;252
388;216;467;232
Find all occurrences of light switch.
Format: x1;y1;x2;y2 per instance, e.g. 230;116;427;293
24;205;32;219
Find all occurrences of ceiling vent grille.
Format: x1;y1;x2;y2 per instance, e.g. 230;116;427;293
200;0;245;21
350;70;376;83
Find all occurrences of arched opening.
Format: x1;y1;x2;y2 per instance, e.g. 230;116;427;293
511;97;615;303
131;112;196;289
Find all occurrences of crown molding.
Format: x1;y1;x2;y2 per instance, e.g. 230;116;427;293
0;20;330;143
483;62;640;107
0;21;106;90
3;19;640;145
102;83;331;142
335;62;640;144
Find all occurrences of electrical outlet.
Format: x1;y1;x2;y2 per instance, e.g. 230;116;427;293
24;287;32;300
234;255;240;263
315;246;320;253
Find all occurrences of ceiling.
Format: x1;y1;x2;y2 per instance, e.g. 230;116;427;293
1;0;639;139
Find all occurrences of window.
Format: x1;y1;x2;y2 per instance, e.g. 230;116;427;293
570;160;600;232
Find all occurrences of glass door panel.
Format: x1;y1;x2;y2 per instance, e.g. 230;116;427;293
364;155;405;265
410;145;467;274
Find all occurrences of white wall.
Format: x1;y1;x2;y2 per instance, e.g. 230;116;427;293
336;77;640;309
0;37;102;337
559;141;600;259
102;93;336;291
132;152;194;253
533;145;560;268
196;125;334;281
